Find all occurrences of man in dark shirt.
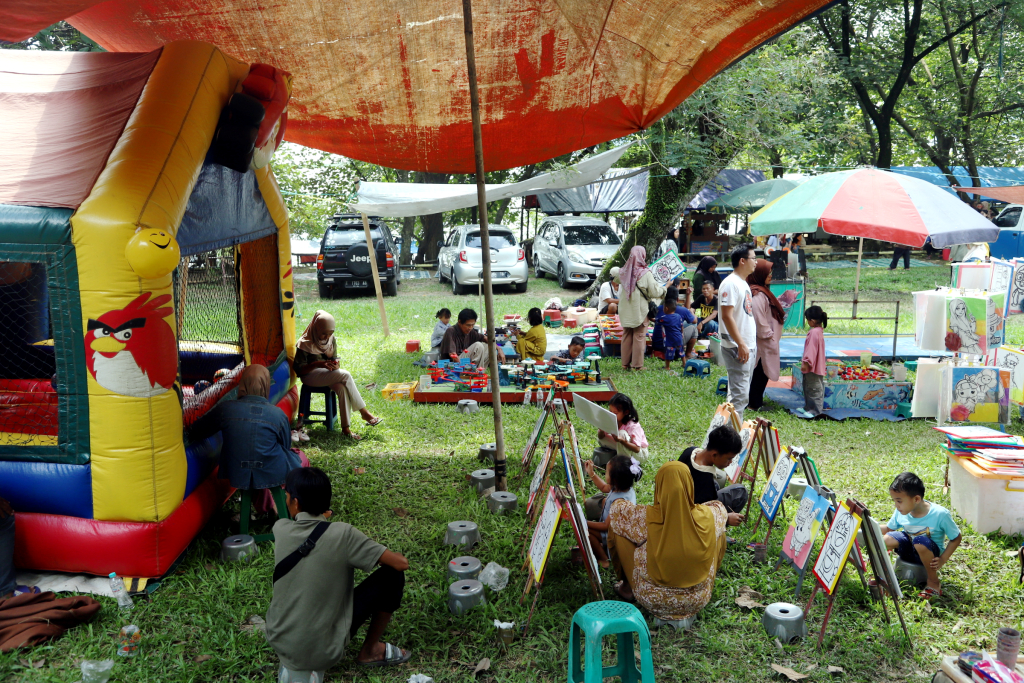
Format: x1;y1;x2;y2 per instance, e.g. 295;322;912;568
678;425;747;525
439;308;505;365
690;281;719;338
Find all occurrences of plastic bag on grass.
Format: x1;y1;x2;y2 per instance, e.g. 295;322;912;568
479;562;509;591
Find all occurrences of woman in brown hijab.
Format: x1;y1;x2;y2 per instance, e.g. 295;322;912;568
606;461;727;621
295;311;380;440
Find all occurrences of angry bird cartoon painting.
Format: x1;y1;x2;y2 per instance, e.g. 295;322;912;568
85;292;177;397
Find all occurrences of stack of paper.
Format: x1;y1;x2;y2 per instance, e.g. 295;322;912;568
937;425;1024;476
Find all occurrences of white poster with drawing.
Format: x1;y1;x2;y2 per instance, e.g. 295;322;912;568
650;250;686;287
1010;259;1024;316
528;488;562;582
811;501;863;594
758;450;797;522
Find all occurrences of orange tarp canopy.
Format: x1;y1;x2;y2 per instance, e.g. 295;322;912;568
955;186;1024;205
2;0;833;173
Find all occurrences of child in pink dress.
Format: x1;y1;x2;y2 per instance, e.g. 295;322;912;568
800;306;828;416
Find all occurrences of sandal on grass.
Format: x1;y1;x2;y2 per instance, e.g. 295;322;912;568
364;416;384;427
358;643;411;668
918;586;941;600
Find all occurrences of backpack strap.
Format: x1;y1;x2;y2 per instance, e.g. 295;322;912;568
273;521;330;583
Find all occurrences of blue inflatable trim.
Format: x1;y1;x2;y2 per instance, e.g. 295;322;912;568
0;460;92;518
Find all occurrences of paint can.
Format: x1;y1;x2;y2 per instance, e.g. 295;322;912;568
892;363;907;381
996;626;1021;669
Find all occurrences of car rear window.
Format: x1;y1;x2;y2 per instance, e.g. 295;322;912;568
995;208;1021;228
325;226;383;248
563;225;621;246
466;231;516;249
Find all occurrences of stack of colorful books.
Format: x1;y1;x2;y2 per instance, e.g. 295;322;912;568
937;425;1024;476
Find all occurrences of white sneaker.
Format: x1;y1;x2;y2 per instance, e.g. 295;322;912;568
291;430;300;444
298;428;310;443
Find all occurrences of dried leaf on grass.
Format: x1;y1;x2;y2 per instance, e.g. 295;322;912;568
18;659;44;669
393;507;409;518
828;666;845;674
472;658;491;676
194;655;213;663
813;432;824;437
365;383;377;389
771;664;809;681
240;614;266;634
735;586;765;609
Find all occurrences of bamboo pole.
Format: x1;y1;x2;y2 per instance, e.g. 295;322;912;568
360;212;390;337
462;0;507;491
852;236;863;319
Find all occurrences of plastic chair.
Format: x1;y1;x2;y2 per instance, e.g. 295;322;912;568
716;377;728;395
683;358;711;378
239;487;289;543
895;402;912;419
298;384;337;431
569;601;655;683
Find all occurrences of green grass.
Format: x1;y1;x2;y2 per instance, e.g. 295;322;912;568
4;267;1023;683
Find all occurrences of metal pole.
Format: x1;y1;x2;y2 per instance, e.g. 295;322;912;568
852;237;863;319
463;0;507;491
360;212;390;336
892;300;900;362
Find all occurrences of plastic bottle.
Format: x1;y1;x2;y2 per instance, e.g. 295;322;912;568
108;573;134;611
523;386;532;406
536;389;545;409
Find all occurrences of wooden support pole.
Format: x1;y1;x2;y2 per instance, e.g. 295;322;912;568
360;212;390;337
462;0;508;491
852;236;863;319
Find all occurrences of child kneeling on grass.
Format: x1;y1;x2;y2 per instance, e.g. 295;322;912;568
678;424;748;525
267;467;412;679
583;455;642;568
879;471;962;600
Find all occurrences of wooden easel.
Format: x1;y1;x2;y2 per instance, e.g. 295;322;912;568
740;419;784;525
521;486;561;635
804;499;912;649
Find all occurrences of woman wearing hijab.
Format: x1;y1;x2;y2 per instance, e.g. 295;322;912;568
617;246;666;371
746;260;785;411
691;256;721;294
607;462;727;619
295;310;381;440
192;364;306;515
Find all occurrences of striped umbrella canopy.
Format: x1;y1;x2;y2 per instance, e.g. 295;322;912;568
750;168;998;248
707;178;800;213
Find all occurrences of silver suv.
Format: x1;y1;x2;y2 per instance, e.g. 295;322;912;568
533;217;622;288
437;224;529;294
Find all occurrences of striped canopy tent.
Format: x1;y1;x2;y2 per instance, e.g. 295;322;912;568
3;0;835;173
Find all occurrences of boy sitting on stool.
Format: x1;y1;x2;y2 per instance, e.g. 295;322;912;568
879;471;961;600
267;467;412;679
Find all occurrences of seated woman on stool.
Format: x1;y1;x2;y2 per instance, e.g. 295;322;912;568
607;461;727;622
295;310;381;440
515;308;547;362
193;364;307;515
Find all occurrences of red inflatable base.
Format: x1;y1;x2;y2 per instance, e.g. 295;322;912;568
13;386;299;578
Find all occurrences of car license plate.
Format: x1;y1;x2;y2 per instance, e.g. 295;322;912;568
345;280;367;288
493;271;509;278
322;278;334;282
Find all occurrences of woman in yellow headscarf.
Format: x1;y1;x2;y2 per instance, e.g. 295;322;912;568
515;307;547;362
607;461;727;620
295;310;381;440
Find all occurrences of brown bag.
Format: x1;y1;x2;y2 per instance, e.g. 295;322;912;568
0;591;102;652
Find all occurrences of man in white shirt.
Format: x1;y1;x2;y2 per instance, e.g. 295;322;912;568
598;267;621;314
718;243;758;420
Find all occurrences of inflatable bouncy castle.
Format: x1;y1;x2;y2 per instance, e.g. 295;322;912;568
0;42;297;578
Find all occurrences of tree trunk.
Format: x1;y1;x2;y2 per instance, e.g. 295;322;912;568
414;171;450;263
400;216;416;265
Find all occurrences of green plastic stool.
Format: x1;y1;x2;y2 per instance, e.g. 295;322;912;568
569;601;655;683
895;402;912;419
239;487;290;543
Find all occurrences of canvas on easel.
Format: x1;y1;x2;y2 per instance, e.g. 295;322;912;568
522;404;550;468
727;420;756;484
752;447;797;540
774;486;830;598
701;403;741;449
526;436;555;517
811;500;862;595
523;487;561;588
555;487;604;599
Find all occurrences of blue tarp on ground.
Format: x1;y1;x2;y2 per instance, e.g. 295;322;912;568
535;168;766;213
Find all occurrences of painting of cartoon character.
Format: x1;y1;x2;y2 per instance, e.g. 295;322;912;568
988;307;1004;348
950;368;999;420
947;298;983;355
1011;267;1024;313
789;496;817;555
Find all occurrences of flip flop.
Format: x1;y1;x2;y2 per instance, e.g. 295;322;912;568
358;643;411;668
918;586;941;600
364;417;384;427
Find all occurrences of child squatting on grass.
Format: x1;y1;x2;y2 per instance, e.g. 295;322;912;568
879;471;962;600
267;467;412;679
583;455;642;568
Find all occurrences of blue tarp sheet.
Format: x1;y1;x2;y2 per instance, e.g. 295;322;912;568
889;166;1024;201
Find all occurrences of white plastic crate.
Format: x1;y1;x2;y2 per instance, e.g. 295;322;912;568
947;453;1024;535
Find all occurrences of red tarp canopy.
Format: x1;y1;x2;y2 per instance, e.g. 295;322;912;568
0;49;160;208
2;0;833;173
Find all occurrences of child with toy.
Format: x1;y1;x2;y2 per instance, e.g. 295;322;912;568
597;393;649;460
583;455;642;568
879;472;962;600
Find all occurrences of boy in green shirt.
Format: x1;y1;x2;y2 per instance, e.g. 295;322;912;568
267;467;411;678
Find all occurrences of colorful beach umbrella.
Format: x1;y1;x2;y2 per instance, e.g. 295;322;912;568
750;168;998;248
707;178;801;213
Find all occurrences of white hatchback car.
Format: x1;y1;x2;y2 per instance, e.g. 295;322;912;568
437;224;529;294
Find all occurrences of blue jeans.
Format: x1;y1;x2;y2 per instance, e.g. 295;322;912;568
0;514;15;596
886;530;940;565
699;320;718;337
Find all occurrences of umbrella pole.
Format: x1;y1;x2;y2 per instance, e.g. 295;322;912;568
852;237;863;319
463;0;508;492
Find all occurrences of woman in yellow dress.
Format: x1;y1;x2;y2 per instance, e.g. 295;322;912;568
515;308;547;362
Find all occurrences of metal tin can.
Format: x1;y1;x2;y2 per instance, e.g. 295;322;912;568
118;624;140;658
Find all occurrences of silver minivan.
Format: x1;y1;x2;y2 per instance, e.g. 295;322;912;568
533;216;622;288
437;224;529;294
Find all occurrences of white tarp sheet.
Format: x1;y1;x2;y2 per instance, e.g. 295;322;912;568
349;143;633;218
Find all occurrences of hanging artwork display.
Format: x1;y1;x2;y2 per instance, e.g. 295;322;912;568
951;262;992;290
945;293;991;356
990;259;1014;302
649;250;686;287
811;500;863;595
1009;259;1024;316
993;346;1024;406
913;290;948;351
781;486;831;570
939;364;1010;424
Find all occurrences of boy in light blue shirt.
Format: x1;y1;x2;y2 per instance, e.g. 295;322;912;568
880;471;962;600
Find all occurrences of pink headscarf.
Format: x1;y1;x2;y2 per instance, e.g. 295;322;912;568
619;246;650;301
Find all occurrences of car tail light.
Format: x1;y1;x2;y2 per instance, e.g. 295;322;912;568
517;249;526;261
459;250;468;263
386;252;394;268
316;253;324;270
